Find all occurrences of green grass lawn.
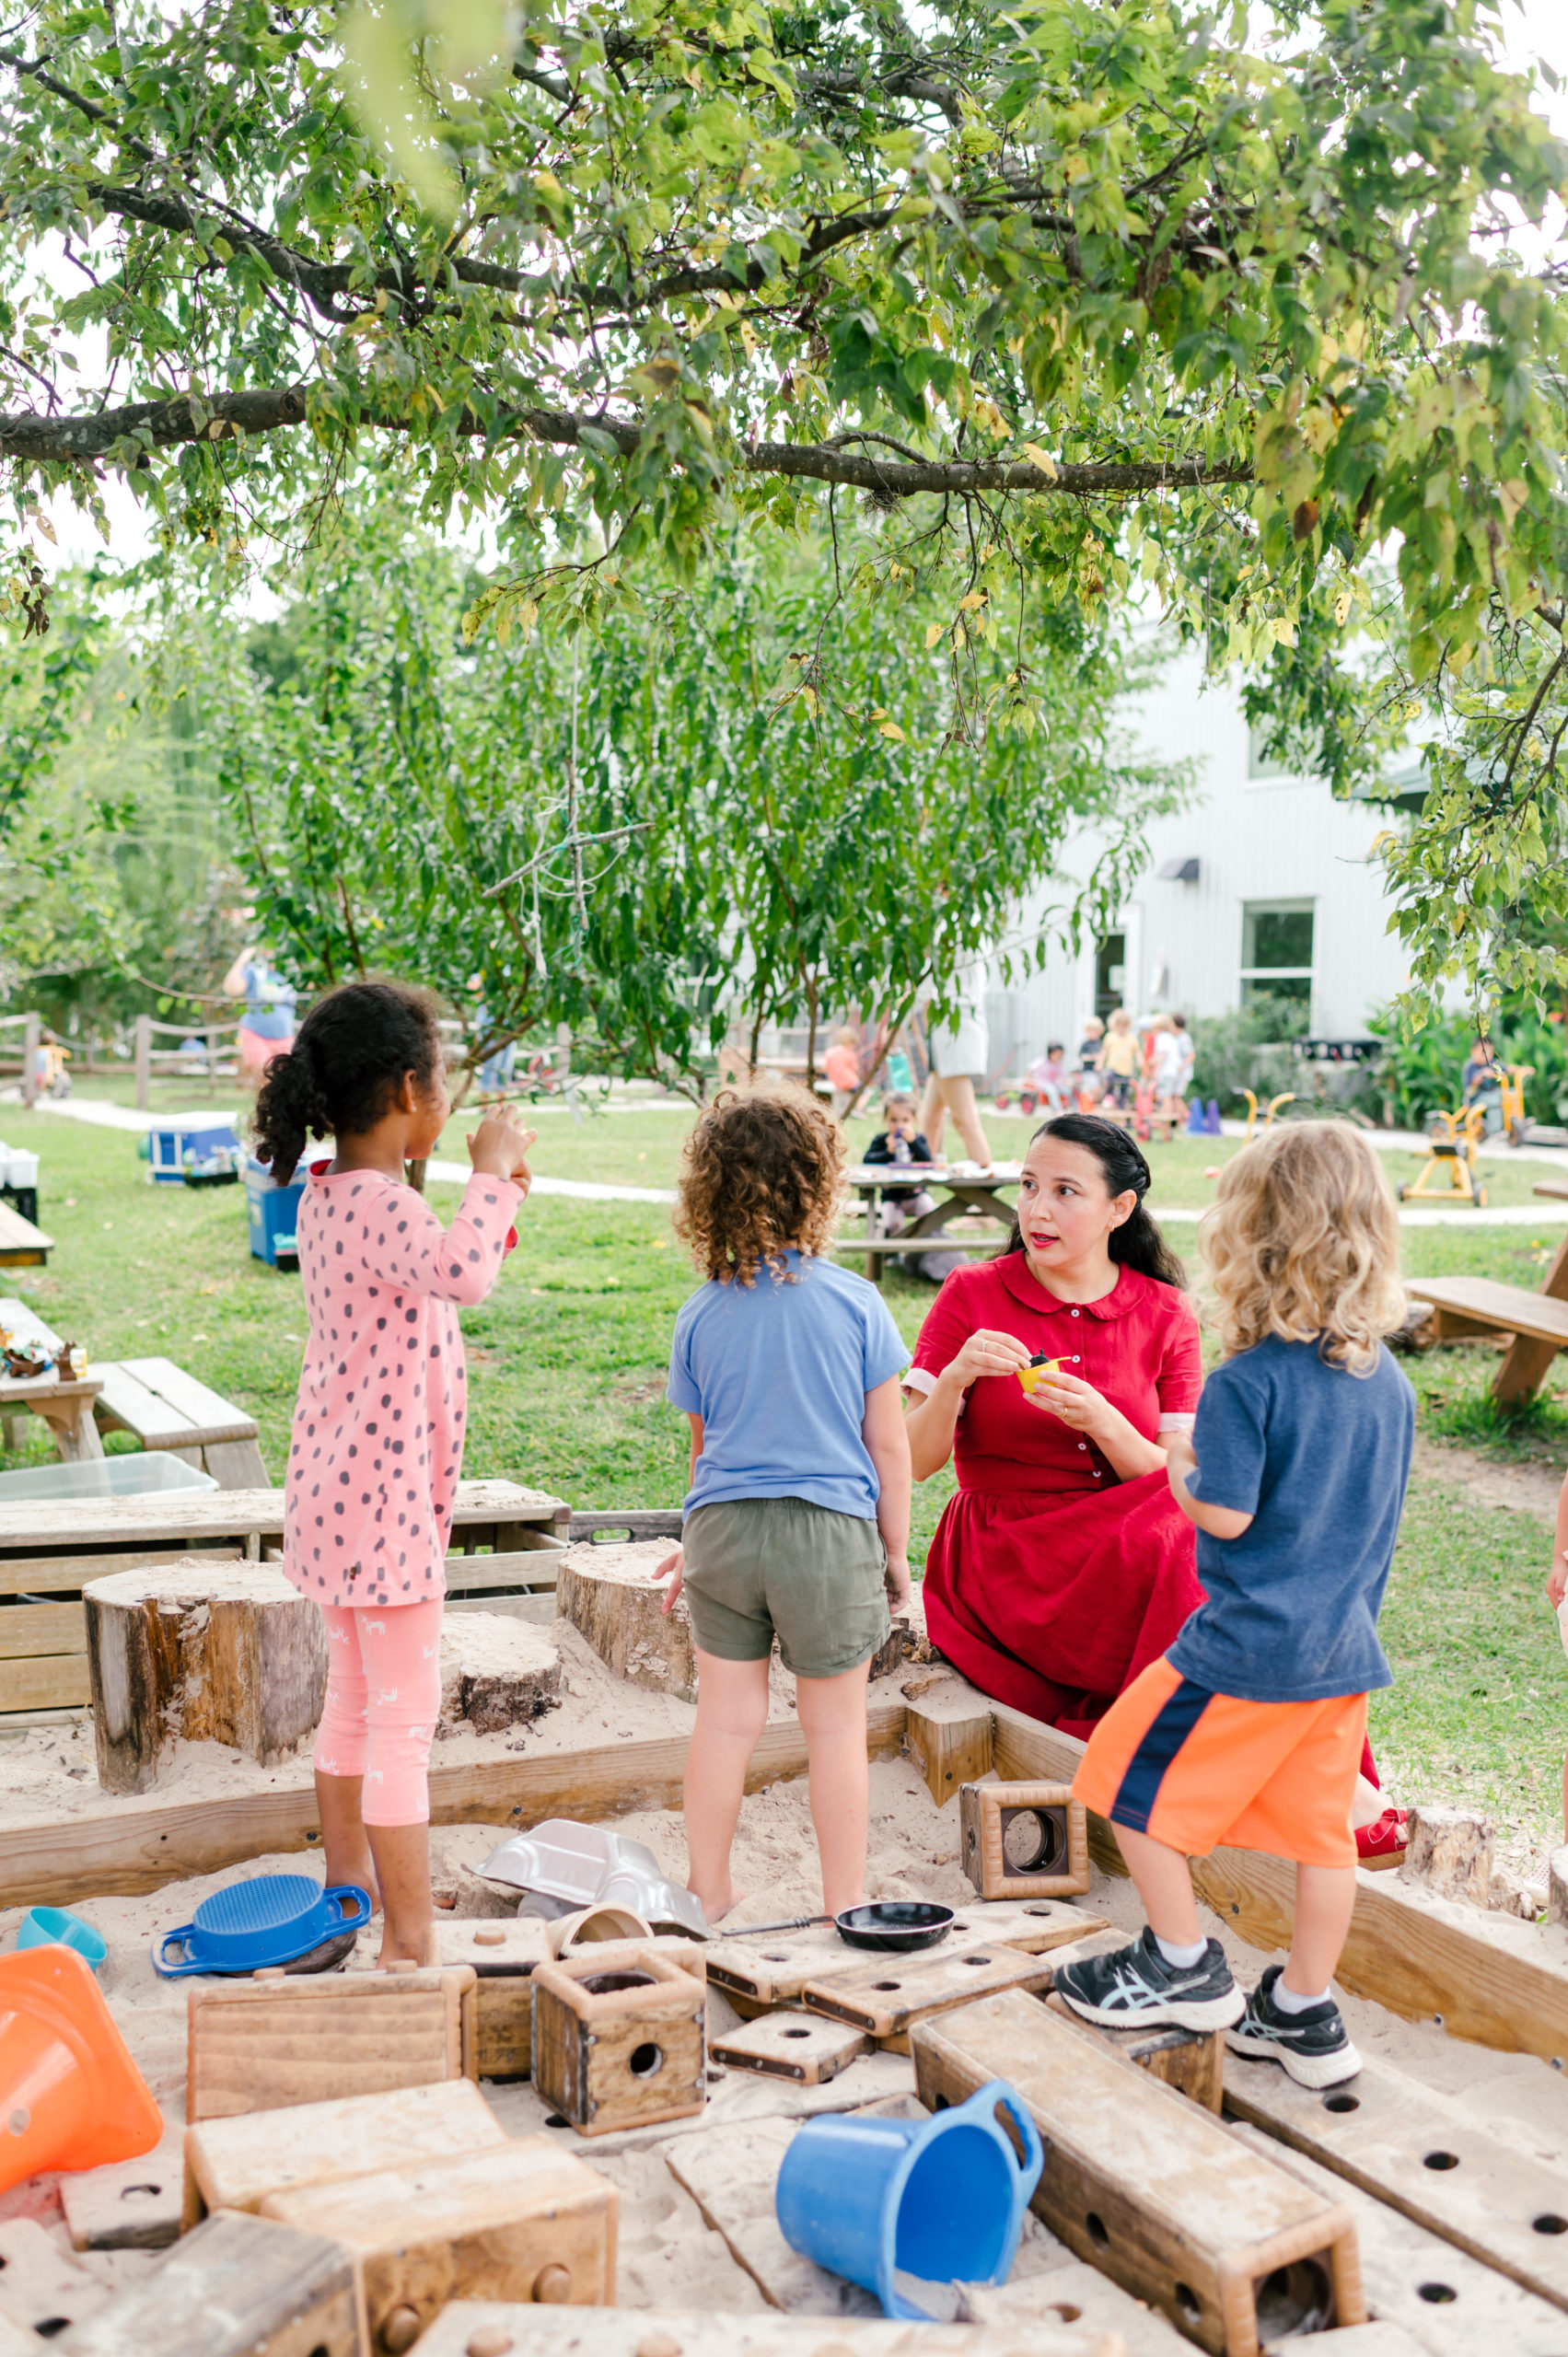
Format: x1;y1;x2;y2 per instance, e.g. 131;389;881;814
5;1095;1566;1868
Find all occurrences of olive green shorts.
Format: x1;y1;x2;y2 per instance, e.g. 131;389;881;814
681;1497;891;1681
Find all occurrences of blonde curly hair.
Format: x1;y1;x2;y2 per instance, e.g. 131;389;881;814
675;1083;845;1285
1201;1120;1405;1375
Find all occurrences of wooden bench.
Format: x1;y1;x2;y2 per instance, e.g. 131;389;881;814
0;1478;570;1720
0;1198;52;1268
91;1356;269;1488
1407;1190;1568;1403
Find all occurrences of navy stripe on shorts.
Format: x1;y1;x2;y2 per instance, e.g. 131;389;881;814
1108;1676;1214;1834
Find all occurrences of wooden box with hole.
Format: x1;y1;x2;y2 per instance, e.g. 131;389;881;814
912;1988;1365;2357
529;1947;707;2136
261;2135;617;2353
709;2011;869;2085
431;1922;709;2082
54;2211;360;2357
801;1941;1054;2053
959;1780;1090;1901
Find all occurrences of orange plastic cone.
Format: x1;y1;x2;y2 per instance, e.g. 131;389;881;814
0;1945;162;2192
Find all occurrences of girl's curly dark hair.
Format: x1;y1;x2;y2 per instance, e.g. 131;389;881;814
252;979;443;1184
675;1084;845;1284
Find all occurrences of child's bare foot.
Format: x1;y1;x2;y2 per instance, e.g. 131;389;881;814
691;1886;750;1927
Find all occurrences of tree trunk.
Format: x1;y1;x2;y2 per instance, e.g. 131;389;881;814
85;1563;329;1794
556;1542;696;1699
437;1613;562;1736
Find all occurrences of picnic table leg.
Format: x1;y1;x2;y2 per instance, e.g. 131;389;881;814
865;1184;884;1286
1493;1228;1568;1404
35;1397;106;1462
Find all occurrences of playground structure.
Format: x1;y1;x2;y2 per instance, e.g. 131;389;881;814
1400;1104;1489;1207
1233;1087;1296;1143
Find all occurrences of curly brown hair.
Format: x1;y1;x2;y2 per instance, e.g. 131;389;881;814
675;1084;846;1284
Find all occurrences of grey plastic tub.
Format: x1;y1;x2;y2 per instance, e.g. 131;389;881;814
0;1452;218;1502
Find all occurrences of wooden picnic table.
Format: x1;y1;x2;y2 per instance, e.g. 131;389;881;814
836;1161;1021;1286
0;1295;102;1462
0;1198;52;1269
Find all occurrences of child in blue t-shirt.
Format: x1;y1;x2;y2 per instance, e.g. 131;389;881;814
1058;1120;1413;2087
656;1085;912;1925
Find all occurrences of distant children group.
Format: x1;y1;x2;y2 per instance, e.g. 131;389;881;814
263;983;1415;2088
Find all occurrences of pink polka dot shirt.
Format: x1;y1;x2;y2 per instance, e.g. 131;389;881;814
282;1162;523;1608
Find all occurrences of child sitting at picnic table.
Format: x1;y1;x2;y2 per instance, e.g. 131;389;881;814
864;1090;938;1233
255;980;537;1967
1056;1120;1412;2086
655;1084;912;1923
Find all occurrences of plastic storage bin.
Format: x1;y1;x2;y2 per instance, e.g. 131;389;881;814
147;1120;243;1187
246;1155;305;1267
0;1453;217;1503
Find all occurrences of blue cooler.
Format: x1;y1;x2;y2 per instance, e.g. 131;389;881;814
247;1155;304;1266
148;1119;243;1186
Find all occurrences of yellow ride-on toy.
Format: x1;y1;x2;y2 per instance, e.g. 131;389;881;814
1233;1087;1296;1144
1400;1106;1488;1206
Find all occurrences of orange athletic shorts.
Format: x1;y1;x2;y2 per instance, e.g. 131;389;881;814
1073;1655;1368;1868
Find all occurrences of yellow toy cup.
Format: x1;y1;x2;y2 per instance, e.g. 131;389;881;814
1016;1355;1066;1396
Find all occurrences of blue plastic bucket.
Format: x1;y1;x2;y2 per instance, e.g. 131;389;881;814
153;1875;371;1977
17;1907;108;1974
775;2078;1042;2319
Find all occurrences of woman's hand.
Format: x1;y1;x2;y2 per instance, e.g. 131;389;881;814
944;1329;1033;1389
654;1547;685;1613
1023;1365;1119;1443
470;1105;539;1189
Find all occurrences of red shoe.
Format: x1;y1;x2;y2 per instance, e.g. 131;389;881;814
1356;1806;1408;1871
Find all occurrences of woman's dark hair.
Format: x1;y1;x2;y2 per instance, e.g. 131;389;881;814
252;980;443;1183
1000;1112;1186;1287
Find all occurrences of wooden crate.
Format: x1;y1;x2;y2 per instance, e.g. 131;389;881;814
183;2078;506;2228
431;1922;706;2081
802;1941;1054;2051
530;1947;706;2136
912;1987;1365;2357
262;2135;618;2348
55;2211;358;2357
958;1779;1091;1900
709;2011;869;2084
187;1965;477;2122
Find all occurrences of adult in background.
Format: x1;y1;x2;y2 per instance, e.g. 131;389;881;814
918;965;993;1171
224;943;297;1087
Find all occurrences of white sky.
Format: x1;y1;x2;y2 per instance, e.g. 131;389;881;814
29;0;1568;575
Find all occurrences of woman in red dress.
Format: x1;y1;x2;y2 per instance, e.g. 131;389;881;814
903;1113;1404;1860
904;1113;1200;1736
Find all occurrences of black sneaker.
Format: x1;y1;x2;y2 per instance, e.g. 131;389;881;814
1053;1925;1247;2032
1225;1965;1363;2088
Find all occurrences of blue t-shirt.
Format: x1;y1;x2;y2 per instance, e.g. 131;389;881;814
1167;1335;1414;1703
240;961;296;1041
668;1253;908;1521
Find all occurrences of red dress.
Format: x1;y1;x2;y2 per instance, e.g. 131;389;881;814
910;1254;1203;1736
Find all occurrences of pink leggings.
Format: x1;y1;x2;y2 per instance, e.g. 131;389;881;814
314;1599;443;1827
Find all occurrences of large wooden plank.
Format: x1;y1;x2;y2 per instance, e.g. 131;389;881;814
0;1701;908;1906
0;1599;85;1656
120;1355;259;1439
0;1653;90;1709
1404;1276;1568;1348
0;1202;52;1253
93;1363;216;1446
1225;2049;1568;2311
0;1548;244;1598
0;1476;566;1555
993;1702;1568;2066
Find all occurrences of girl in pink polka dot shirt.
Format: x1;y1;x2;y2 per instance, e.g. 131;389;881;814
254;980;535;1964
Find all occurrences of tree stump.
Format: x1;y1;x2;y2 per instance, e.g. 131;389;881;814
437;1614;562;1736
1404;1805;1495;1906
85;1563;329;1794
556;1541;695;1698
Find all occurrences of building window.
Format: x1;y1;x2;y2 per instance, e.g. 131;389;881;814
1095;933;1126;1021
1247;721;1293;782
1240;901;1313;1012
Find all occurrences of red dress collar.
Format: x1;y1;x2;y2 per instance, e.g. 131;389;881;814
994;1252;1141;1322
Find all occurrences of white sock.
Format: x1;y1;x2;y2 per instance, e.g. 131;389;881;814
1153;1932;1207;1970
1272;1978;1331;2014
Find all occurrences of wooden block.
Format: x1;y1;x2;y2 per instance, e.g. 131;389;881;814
945;1897;1110;1954
261;2135;618;2346
187;1965;477;2122
912;1987;1366;2357
903;1678;993;1805
555;1540;696;1697
64;2122;186;2250
1045;1990;1224;2113
1230;2118;1568;2356
992;1700;1568;2069
184;2078;507;2228
704;1902;1104;2020
437;1613;562;1736
1404;1806;1495;1905
414;2301;1124;2355
53;2209;357;2357
1263;2328;1428;2357
663;2114;881;2317
530;1947;706;2136
430;1923;706;2082
0;2219;108;2340
802;1942;1054;2049
1225;2046;1568;2311
963;2263;1193;2351
709;2013;870;2084
959;1779;1090;1899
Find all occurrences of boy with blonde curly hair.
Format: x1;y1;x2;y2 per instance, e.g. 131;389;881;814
1057;1121;1413;2086
655;1085;912;1924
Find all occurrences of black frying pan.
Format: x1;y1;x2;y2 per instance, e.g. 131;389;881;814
721;1899;954;1954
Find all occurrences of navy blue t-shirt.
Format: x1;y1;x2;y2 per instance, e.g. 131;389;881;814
1167;1335;1414;1702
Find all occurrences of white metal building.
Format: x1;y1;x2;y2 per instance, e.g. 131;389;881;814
984;639;1415;1076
